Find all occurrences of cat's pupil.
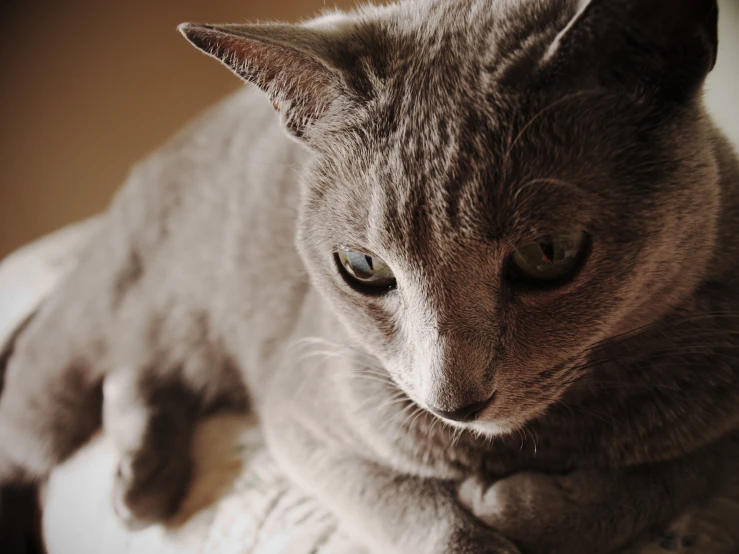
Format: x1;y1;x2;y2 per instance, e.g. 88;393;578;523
509;230;586;285
539;240;555;263
336;250;397;291
347;252;374;279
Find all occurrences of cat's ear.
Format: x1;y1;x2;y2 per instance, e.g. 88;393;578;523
541;0;719;101
178;22;353;142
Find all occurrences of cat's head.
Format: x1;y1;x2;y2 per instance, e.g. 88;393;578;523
181;0;721;435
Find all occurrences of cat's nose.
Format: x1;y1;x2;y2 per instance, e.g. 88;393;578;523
428;393;496;423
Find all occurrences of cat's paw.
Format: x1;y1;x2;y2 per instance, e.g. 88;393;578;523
104;371;194;529
458;472;576;552
111;445;192;529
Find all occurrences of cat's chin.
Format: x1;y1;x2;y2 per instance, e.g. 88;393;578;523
467;405;555;438
456;413;544;438
438;419;512;438
467;420;512;437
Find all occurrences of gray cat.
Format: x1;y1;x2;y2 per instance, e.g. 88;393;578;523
1;0;738;552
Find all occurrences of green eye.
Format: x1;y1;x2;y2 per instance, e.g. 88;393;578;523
510;231;587;284
336;250;396;291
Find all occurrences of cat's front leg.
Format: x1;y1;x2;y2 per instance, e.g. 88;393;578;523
0;280;246;529
458;450;728;554
103;369;199;528
263;414;520;554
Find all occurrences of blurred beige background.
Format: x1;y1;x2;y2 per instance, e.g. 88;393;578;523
0;0;362;258
0;0;737;259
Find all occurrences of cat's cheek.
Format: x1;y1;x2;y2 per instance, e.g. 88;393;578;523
326;290;414;393
476;370;566;433
381;356;421;399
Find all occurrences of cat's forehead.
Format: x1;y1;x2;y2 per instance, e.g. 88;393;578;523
332;2;587;237
353;0;580;174
321;92;601;267
381;0;573;74
386;0;572;42
306;0;692;259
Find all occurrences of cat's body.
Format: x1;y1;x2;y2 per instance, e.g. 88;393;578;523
2;0;739;552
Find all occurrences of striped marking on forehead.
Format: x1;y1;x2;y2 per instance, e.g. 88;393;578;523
364;88;516;259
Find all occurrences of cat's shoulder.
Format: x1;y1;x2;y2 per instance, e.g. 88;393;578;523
140;86;293;175
107;86;302;233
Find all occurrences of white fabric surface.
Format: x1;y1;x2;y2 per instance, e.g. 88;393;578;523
1;223;738;554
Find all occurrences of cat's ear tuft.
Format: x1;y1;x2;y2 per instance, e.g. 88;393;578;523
541;0;719;102
178;22;346;141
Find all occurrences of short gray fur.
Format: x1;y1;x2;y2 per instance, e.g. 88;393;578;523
1;0;738;552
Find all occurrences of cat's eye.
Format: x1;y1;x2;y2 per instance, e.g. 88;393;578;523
336;249;396;291
509;231;588;285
